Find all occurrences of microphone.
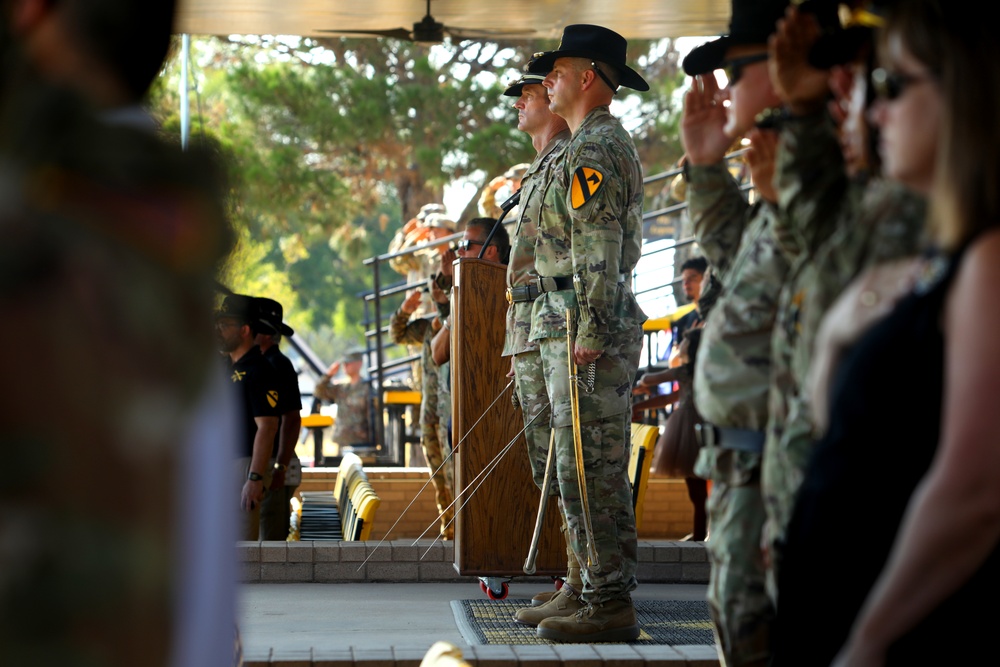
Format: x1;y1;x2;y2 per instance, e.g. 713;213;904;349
477;189;520;260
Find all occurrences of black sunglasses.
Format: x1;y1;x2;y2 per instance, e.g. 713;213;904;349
722;52;769;86
456;239;487;252
871;68;932;101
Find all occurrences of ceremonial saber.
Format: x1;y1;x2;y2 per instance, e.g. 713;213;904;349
523;429;556;575
567;309;600;571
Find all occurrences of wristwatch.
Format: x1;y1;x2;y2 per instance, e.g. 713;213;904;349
248;471;264;482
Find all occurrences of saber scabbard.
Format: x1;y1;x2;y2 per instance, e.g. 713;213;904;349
523;429;556;575
566;309;601;571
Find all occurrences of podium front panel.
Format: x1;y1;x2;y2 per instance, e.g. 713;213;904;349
451;259;563;577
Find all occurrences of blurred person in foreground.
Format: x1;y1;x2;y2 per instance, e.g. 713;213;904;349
761;0;926;605
773;1;1000;664
0;5;236;667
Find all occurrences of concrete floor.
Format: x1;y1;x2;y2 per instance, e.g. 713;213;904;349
239;581;711;656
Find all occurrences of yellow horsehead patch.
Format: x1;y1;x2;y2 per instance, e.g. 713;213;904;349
571;166;604;209
267;390;280;408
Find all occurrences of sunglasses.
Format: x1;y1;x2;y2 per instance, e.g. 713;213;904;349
456;239;488;252
723;52;769;86
870;68;933;101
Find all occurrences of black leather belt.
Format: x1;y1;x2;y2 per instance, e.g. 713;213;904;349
695;424;765;453
506;276;574;304
505;274;628;304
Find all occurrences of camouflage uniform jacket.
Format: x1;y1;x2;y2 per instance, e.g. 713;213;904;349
314;378;373;445
688;162;791;431
769;113;927;440
389;307;449;427
503;128;571;356
529;106;646;348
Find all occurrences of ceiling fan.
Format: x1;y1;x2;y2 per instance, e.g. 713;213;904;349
318;0;534;44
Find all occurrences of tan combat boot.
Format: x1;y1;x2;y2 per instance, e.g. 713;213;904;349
536;597;640;643
513;584;583;627
531;508;583;606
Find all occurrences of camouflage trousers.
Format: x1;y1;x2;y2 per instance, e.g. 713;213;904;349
761;394;816;605
419;347;454;535
537;327;642;603
512;348;554;492
694;445;773;667
420;421;454;534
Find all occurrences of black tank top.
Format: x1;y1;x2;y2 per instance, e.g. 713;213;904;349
772;244;1000;665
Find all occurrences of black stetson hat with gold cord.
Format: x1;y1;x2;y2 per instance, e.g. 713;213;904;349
530;24;649;92
503;55;550;97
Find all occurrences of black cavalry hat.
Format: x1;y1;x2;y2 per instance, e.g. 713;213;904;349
503;54;551;97
683;0;841;76
683;0;792;76
530;24;649;92
807;1;890;69
215;293;258;323
255;297;295;337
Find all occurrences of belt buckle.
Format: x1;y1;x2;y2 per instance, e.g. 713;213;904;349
505;288;513;305
695;423;716;448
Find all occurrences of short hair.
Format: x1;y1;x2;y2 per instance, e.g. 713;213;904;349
466;216;510;265
62;0;178;101
680;256;708;275
566;57;621;91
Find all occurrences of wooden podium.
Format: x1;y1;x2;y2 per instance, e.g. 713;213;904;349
450;258;564;577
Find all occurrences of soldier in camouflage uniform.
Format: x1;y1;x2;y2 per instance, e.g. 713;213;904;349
762;4;927;602
390;289;455;539
678;0;841;662
517;25;648;643
315;350;375;455
497;62;581;623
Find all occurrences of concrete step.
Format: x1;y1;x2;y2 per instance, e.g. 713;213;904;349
237;539;710;585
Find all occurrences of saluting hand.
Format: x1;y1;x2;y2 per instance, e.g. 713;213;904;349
768;4;828;115
681;73;732;165
402;289;423;315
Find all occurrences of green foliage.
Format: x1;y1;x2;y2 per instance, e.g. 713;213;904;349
146;34;686;361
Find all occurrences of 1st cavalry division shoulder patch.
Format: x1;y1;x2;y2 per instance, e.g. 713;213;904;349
571;166;604;209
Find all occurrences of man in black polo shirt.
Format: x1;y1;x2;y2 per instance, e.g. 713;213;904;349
216;294;281;541
255;297;303;541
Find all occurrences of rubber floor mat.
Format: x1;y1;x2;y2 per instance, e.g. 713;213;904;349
450;598;715;646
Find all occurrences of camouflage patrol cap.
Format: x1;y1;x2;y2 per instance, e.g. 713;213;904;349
416;203;447;221
343;348;366;363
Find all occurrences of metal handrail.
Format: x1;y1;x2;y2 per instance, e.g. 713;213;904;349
357;148;754;460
